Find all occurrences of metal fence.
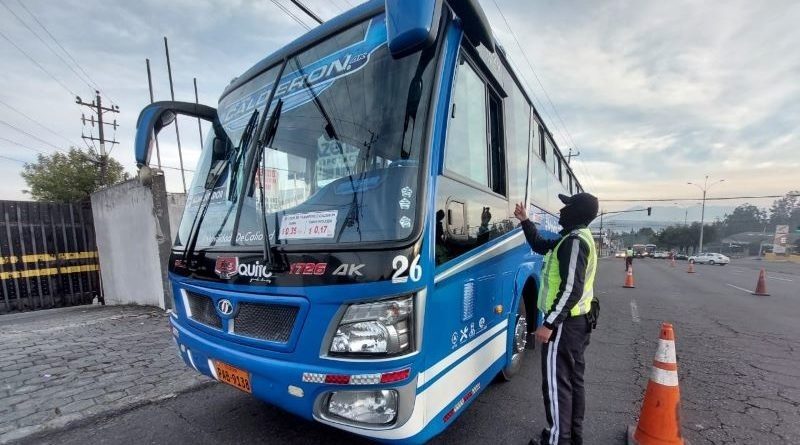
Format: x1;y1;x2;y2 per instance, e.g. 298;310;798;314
0;200;102;313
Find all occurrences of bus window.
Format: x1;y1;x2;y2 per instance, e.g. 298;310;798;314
445;57;488;186
568;173;574;194
545;137;556;175
506;83;530;210
538;124;546;161
488;92;506;196
556;154;563;183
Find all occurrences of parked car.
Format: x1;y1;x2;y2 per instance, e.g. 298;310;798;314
688;252;730;265
675;253;688;260
653;251;669;259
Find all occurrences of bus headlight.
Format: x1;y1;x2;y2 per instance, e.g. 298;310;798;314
326;390;398;425
329;295;413;355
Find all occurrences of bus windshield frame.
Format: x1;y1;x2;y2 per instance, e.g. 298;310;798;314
174;12;441;253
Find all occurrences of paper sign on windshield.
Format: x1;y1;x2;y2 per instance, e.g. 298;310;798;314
279;210;338;240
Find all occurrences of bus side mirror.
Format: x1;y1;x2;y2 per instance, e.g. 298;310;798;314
385;0;443;58
134;101;217;168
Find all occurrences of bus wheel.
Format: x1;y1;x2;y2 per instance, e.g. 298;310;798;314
501;300;527;381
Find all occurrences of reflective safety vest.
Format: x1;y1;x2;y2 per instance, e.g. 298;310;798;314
626;249;633;257
538;228;597;317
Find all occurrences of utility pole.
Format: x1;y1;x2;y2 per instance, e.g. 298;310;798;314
164;36;187;193
76;90;119;186
145;58;162;169
566;147;580;164
193;77;203;144
688;175;725;254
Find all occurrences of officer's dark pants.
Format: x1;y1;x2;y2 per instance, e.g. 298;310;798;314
540;316;591;445
625;257;633;271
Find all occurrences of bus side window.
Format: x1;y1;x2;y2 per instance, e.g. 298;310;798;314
538;125;546;161
436;54;511;266
556;154;563;183
488;93;506;196
444;57;489;187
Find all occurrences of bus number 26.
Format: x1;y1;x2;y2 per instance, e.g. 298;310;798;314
392;254;422;284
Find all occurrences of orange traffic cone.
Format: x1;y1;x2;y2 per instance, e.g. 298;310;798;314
752;268;770;296
628;323;686;445
623;266;636;288
686;262;695;274
670;257;676;268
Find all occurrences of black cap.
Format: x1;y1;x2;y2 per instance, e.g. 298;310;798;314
558;192;599;219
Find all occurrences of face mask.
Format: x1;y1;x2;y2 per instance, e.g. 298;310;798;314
559;204;590;229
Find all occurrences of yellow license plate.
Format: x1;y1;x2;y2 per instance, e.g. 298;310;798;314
213;360;252;393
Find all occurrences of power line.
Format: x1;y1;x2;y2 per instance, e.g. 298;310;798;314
328;0;349;13
0;0;95;96
0;29;77;97
601;194;798;203
160;165;195;173
13;0;118;106
0;98;81;148
0;154;28;164
0;135;48;154
288;0;324;24
0;119;63;151
269;0;312;30
490;0;599;192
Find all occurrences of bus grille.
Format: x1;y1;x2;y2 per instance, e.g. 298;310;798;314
233;302;298;343
185;292;222;329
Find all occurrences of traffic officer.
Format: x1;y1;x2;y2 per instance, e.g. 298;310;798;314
625;247;634;271
514;192;599;445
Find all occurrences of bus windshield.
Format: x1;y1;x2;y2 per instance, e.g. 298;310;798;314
175;13;438;250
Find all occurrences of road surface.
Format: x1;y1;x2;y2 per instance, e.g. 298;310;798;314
22;257;800;444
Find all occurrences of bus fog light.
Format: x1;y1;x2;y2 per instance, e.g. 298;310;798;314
326;390;398;425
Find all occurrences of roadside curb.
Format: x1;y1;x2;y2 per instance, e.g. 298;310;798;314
4;380;218;444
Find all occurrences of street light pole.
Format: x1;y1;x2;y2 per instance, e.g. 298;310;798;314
687;175;725;254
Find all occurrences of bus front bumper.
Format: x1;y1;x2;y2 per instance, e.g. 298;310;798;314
168;315;419;437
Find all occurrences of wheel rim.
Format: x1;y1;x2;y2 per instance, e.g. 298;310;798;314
513;315;528;354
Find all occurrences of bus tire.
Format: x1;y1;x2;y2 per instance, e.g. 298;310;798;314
501;297;527;381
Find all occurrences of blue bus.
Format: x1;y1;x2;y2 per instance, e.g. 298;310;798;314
134;0;582;443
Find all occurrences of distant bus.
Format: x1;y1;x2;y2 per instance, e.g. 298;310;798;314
631;244;656;257
133;1;583;443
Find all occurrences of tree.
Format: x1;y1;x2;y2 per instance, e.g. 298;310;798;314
720;204;767;236
21;147;128;202
769;191;800;228
654;222;718;253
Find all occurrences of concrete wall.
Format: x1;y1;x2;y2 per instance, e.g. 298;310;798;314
166;193;186;245
91;175;177;309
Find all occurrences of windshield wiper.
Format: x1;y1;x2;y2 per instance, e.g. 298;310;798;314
206;109;259;247
182;154;229;267
290;58;363;242
253;98;283;266
181;115;253;266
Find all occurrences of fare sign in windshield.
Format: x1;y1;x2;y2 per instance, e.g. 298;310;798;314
279;210;338;240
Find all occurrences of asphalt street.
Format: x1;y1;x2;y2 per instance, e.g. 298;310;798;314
23;258;800;445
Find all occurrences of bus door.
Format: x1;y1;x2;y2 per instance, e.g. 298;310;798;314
430;50;514;377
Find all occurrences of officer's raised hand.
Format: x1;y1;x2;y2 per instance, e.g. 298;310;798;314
514;202;528;221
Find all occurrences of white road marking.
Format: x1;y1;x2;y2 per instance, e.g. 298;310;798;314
726;283;752;293
630;300;640;323
767;275;793;282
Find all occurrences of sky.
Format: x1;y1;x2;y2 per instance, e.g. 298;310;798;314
0;0;797;215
